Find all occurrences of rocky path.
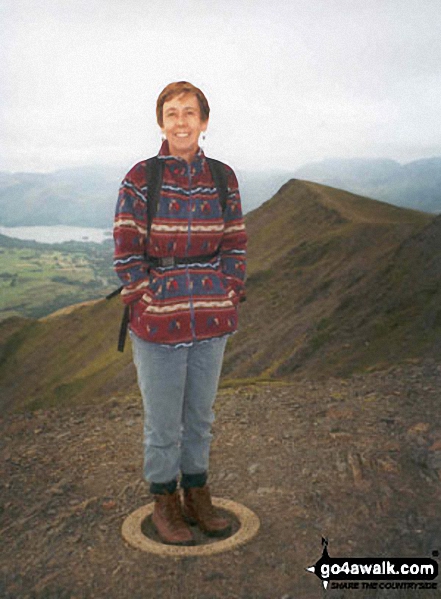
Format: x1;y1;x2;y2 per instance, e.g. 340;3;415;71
1;360;441;598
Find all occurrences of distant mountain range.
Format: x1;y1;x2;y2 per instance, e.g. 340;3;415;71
0;157;439;228
1;180;440;413
294;157;441;213
0;166;120;228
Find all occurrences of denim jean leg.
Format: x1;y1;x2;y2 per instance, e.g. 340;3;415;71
180;336;228;476
130;332;187;485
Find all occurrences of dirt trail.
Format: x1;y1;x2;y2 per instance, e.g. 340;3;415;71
1;360;441;598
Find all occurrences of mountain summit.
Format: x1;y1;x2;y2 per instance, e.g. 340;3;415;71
294;157;441;213
223;179;440;378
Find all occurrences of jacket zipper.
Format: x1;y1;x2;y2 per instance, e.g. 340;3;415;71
186;163;196;340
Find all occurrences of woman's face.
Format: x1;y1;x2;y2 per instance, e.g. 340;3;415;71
161;93;208;163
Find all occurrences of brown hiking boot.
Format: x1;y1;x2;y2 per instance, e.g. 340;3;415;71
183;485;232;537
152;491;195;545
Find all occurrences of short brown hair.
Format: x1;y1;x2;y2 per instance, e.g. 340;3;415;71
156;81;210;127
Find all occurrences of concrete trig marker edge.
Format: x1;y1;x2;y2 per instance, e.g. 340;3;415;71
121;497;260;557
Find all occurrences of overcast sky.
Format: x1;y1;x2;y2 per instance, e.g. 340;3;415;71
1;0;440;173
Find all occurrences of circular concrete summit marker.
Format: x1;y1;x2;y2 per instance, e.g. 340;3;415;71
122;497;260;557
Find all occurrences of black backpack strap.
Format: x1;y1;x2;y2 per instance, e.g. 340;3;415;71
113;157;163;353
206;158;229;215
117;305;130;352
145;156;164;236
107;285;128;353
106;285;123;300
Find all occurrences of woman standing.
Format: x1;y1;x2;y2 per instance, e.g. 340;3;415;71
114;81;247;545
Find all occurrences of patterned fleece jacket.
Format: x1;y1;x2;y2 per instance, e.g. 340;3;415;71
113;141;247;346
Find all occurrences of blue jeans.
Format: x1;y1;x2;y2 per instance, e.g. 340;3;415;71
130;332;228;488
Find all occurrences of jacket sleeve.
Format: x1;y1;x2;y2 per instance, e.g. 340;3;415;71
219;167;247;302
113;163;151;305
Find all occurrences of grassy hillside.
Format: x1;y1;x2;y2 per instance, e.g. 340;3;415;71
0;299;134;413
1;180;440;413
224;180;438;379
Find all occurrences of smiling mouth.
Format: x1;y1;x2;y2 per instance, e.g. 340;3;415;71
175;133;190;138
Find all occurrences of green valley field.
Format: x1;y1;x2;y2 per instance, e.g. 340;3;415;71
0;235;118;320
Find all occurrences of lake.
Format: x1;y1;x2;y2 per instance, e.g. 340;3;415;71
0;225;112;244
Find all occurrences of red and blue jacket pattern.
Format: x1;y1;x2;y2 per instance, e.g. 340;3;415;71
113;141;247;346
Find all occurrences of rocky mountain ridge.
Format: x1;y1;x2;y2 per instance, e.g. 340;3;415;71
1;179;440;413
295;157;441;213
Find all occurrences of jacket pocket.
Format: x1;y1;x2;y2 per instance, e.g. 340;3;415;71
217;272;238;306
140;272;164;313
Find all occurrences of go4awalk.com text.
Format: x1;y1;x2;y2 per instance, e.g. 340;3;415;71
306;538;439;591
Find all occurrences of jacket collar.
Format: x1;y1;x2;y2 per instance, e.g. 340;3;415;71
158;140;205;170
